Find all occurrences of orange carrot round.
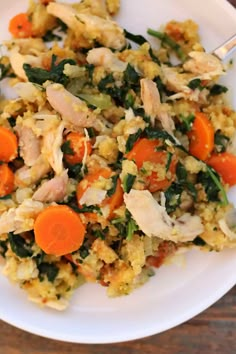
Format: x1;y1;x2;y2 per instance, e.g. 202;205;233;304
64;132;92;165
76;168;123;220
0;127;18;162
9;13;33;39
34;205;85;256
0;164;14;197
188;112;214;161
207;152;236;186
126;138;176;192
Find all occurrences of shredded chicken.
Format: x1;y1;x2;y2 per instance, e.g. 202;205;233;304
46;84;97;129
15;125;41;167
47;2;126;50
32;170;68;203
41;120;64;175
15;155;51;187
140;78;175;133
8;47;43;81
87;47;127;72
0;199;44;236
183;51;225;80
124;189;204;242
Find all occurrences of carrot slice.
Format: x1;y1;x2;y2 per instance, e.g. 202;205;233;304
76;168;123;220
9;13;33;39
207;152;236;186
64;132;92;165
34;205;85;256
0;164;14;197
188;112;214;161
0;127;18;162
126;138;176;192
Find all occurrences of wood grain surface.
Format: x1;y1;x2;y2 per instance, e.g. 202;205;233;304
1;0;236;353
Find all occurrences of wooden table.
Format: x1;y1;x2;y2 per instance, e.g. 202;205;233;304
1;1;236;353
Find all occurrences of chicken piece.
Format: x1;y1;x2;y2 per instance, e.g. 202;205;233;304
14;199;44;234
4;38;47;55
47;2;126;50
87;47;127;72
46;84;97;129
0;199;44;235
41;120;64;175
124;189;204;242
15;125;40;167
8;47;43;81
0;208;16;235
15;155;51;187
78;186;107;206
33;170;68;203
183;51;224;80
161;65;191;94
140;78;175;133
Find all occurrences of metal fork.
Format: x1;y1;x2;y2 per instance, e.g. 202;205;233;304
213;33;236;60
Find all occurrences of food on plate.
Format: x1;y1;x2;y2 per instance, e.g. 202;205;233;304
0;0;236;310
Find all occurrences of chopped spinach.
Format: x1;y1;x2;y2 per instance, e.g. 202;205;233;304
145;127;176;144
57;18;68;32
85;64;95;82
123;64;140;85
123;173;136;193
124;92;135;108
65;162;84;180
188;79;203;90
0;240;8;258
147;28;186;61
178;113;195;133
112;210;139;240
125;128;142;153
107;174;119;197
124;29;147;46
165;152;173;171
7;116;16;128
86;127;96;138
42;30;62;42
214;131;229;153
23;55;76;85
0;194;12;200
197;166;228;205
38;262;59;282
79;245;89;259
210;84;228;96
0;62;15;80
192;236;206;246
126;218;138;241
75;204;102;214
164;183;183;213
8;233;33;258
61;140;74;155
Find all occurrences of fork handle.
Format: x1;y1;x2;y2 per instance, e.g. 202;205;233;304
213;33;236;60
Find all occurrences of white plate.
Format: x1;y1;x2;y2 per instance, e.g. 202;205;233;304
0;0;236;344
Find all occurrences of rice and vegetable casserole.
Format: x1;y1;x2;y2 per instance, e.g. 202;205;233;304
0;0;236;310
